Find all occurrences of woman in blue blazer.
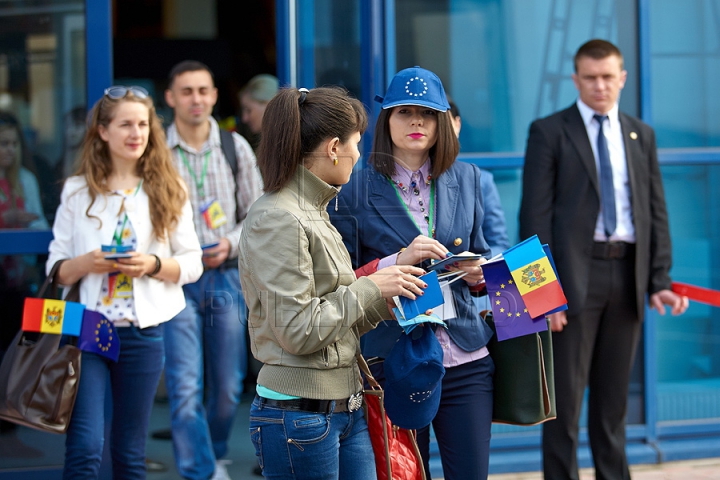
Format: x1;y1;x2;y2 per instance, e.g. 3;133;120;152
331;67;495;479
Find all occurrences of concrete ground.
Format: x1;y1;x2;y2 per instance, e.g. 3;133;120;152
488;458;720;480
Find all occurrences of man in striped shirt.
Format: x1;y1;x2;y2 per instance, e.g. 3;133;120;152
162;60;263;480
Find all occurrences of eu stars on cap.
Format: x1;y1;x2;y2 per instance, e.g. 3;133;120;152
376;66;451;112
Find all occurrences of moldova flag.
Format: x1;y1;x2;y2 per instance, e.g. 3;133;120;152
483;258;548;341
78;310;120;362
21;298;85;336
503;235;567;318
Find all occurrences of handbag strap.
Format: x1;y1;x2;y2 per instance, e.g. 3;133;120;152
355;352;381;390
39;260;80;302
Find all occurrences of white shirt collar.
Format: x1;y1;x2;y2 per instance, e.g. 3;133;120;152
576;98;620;129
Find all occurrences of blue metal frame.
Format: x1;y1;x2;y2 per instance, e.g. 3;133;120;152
276;0;292;86
86;0;112;107
296;0;315;89
638;0;652;124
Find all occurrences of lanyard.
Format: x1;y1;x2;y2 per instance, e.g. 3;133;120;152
179;149;210;198
389;178;436;238
112;181;142;246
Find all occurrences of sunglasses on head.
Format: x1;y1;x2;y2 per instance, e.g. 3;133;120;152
103;86;149;100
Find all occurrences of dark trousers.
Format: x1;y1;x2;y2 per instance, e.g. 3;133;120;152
542;252;641;480
370;355;494;480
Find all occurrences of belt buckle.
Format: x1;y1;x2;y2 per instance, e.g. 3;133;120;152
608;242;624;259
347;392;363;412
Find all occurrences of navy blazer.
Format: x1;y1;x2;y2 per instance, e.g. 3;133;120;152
519;104;673;319
330;162;494;358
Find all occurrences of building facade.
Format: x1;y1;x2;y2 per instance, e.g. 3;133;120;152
1;0;719;477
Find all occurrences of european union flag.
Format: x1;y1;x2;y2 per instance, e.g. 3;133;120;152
78;310;120;362
483;258;548;341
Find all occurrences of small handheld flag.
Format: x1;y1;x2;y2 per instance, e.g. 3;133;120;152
78;310;120;362
502;235;567;318
22;298;84;336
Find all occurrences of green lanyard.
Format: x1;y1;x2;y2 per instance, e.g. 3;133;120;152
179;149;211;198
112;181;142;246
389;178;436;238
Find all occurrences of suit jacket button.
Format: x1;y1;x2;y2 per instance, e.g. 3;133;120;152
454;238;462;246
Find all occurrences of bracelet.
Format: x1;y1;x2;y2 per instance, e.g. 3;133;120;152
147;254;161;277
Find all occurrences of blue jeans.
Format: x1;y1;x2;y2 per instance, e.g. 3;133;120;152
164;267;247;480
249;397;377;480
63;325;164;480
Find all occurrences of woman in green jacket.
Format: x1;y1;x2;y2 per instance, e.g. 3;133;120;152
238;86;426;480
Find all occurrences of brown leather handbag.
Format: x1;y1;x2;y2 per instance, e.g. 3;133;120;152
0;260;82;434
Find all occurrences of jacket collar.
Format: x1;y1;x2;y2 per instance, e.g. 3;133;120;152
290;165;339;209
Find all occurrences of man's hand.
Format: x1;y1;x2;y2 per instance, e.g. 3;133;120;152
202;238;231;268
650;289;689;316
548;311;568;332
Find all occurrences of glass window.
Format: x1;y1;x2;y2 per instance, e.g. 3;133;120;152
649;0;720;147
0;1;85;470
297;0;362;99
394;0;638;153
657;164;720;421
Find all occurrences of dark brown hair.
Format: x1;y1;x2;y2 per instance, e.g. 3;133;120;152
574;39;624;72
370;107;459;179
168;60;215;88
77;92;186;240
257;87;368;192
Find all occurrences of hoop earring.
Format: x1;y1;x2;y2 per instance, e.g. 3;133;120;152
333;157;338;166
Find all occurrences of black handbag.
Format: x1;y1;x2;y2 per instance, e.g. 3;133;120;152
484;311;557;426
0;260;82;434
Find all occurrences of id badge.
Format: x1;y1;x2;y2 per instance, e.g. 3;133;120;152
109;272;133;299
200;198;227;229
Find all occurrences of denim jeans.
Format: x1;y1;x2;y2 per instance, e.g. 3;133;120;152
249;397;377;480
164;267;247;480
63;325;164;480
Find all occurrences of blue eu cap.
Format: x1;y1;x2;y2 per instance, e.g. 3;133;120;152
383;325;445;430
375;66;451;112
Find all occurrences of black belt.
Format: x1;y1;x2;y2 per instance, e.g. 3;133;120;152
592;241;634;260
257;393;364;413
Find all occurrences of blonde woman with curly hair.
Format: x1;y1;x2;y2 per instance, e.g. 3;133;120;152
47;86;203;479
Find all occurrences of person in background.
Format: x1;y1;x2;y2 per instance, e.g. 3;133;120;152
47;85;202;479
331;66;495;480
239;86;426;480
519;39;688;480
163;60;263;480
239;74;278;137
446;98;510;257
0;111;49;366
0;112;47;231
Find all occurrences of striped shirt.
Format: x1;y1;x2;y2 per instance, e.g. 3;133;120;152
167;117;263;259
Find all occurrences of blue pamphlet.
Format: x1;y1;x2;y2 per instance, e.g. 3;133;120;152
399;270;445;319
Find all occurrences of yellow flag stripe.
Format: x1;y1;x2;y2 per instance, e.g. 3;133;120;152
42;299;65;334
510;256;558;296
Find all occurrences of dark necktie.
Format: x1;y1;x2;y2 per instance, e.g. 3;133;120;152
594;114;616;237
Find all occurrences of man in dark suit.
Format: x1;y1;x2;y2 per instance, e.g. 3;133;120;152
519;39;688;480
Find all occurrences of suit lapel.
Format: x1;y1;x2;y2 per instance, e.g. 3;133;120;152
367;169;422;244
619;112;639;200
563;105;600;196
434;170;459;247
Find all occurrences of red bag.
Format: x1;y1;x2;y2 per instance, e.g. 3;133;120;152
357;354;426;480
